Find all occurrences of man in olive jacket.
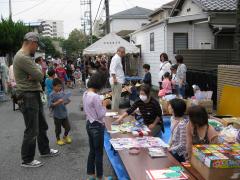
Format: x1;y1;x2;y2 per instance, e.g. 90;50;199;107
13;32;59;168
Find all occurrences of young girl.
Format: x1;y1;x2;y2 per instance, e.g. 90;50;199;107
186;105;219;161
83;72;112;180
168;98;188;162
158;72;172;97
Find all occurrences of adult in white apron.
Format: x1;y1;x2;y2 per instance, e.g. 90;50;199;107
159;53;171;89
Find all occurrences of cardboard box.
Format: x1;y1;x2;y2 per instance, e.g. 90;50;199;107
159;99;213;115
192;144;240;168
191;155;240;180
187;99;213;114
159;99;170;115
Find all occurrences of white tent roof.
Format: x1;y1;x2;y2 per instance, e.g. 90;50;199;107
83;33;140;55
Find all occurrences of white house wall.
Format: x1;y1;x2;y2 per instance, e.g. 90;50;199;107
167;21;214;62
167;22;193;62
132;23;166;87
178;0;203;16
193;22;214;49
110;19;149;33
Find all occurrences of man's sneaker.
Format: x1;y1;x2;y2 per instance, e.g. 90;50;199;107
63;136;72;144
21;160;43;168
56;139;65;146
40;149;59;158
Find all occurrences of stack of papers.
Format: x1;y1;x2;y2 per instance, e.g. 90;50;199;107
110;137;169;151
148;147;167;158
110;119;151;136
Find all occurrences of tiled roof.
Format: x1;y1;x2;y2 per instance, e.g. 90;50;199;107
193;0;237;11
111;6;153;19
149;0;177;17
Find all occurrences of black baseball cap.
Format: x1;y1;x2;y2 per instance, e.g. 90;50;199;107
23;32;45;48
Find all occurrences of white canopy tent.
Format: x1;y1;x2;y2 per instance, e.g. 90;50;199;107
83;33;140;55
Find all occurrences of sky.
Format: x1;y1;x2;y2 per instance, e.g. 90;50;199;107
0;0;172;38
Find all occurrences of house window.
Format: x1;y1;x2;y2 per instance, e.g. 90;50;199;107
173;33;188;54
150;32;154;51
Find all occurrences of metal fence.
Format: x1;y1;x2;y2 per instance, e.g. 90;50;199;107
178;49;239;107
178;49;239;71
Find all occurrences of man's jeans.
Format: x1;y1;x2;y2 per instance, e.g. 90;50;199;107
19;92;50;163
86;121;104;178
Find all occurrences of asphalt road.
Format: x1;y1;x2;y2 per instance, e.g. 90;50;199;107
0;88;116;180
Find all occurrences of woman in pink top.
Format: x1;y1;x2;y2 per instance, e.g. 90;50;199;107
158;72;172;97
83;71;112;180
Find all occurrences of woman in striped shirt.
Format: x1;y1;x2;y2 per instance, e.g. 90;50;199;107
116;85;164;137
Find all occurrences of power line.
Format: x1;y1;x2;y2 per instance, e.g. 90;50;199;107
0;0;40;3
12;0;47;16
93;0;103;27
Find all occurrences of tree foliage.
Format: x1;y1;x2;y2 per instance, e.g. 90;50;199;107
62;29;99;58
62;29;87;58
0;18;29;55
41;37;61;58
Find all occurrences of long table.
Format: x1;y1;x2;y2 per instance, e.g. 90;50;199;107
104;114;205;180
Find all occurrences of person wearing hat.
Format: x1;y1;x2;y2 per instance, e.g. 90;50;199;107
13;32;59;168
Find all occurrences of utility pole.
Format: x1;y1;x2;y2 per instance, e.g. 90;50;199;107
105;0;110;34
9;0;12;19
89;0;93;44
80;0;92;44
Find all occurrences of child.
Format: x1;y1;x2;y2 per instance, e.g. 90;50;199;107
158;72;172;97
168;98;188;162
83;72;112;180
127;80;139;105
45;69;55;99
142;64;152;86
55;64;67;84
49;78;72;146
186;105;219;161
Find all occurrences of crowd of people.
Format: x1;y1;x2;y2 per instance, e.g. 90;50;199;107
9;32;115;180
2;31;226;180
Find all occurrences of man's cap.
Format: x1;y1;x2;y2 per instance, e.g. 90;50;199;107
23;32;45;48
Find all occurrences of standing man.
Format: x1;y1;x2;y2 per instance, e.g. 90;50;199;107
109;47;125;111
13;32;59;168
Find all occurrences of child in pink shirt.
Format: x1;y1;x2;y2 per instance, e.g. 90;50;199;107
158;72;172;97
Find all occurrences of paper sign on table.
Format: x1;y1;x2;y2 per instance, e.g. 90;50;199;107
146;168;188;180
105;112;118;117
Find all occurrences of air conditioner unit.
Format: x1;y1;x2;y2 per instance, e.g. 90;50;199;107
199;42;212;49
